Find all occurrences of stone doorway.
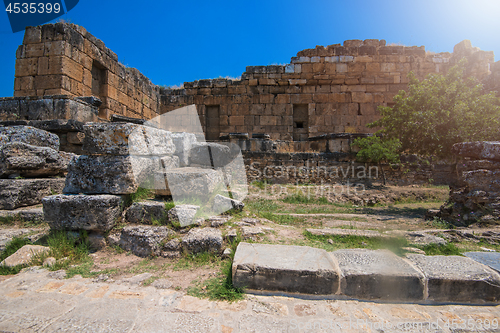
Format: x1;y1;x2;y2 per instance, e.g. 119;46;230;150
205;105;220;141
293;104;309;141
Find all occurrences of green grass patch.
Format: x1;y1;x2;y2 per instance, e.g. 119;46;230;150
281;194;330;205
418;243;462;256
123;187;155;207
0;237;34;275
173;251;222;271
428;217;454;229
187;259;244;302
259;212;305;226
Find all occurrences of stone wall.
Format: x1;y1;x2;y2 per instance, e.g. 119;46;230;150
12;23;498;143
14;23;162;120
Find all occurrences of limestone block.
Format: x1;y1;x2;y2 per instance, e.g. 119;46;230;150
0;142;71;178
0;125;59;150
452;141;500;161
167;204;200;227
0;178;65;210
181;227;223;254
43;194;123;232
64;155;161;195
464;170;500;192
124;201;168;225
465;252;500;273
0;245;50;267
188;142;232;168
171;132;197;167
212;194;244;213
119;225;172;257
232;242;340;294
154;167;225;198
407;254;500;302
83;122;175;156
331;249;425;301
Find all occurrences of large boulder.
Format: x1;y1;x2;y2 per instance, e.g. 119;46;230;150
63;155;160;194
43;194;123;232
125;201;168;224
0;178;65;210
171;132;197;167
181;227;223;254
463;169;500;192
82;122;175;156
0;125;59;150
119;225;172;257
0;142;71;178
452;141;500;162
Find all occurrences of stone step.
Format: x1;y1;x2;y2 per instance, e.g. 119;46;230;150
154;167;226;198
0;178;65;210
464;251;500;273
232;243;500;303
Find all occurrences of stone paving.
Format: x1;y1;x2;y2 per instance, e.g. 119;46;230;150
0;267;499;332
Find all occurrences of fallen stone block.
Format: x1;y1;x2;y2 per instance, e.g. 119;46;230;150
464;169;500;192
407;254;500;303
0;125;59;150
0;206;45;225
43;194;123;232
154;167;225;198
465;252;500;273
82;122;175;156
0;178;65;210
0;228;39;252
189;142;232;167
452;141;500;162
119;225;172;257
208;216;230;227
241;226;265;239
306;228;388;238
213;194;244;213
171;132;197;167
403;231;447;245
125;201;169;225
0;142;71;178
64;155;160;194
0;245;49;267
232;242;340;294
331;249;425;301
167;204;200;227
181;227;223;254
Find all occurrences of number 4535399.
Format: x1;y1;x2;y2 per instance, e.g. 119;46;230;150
6;2;61;14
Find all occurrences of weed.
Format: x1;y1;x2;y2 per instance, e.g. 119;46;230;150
0;215;15;225
428;217;454;229
164;201;175;211
123;187;155;207
143;275;160;286
282;194;329;205
259;212;305;226
418;243;461;256
173;251;221;271
187;259;244;302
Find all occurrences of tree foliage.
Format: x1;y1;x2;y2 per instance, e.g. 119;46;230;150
368;60;500;158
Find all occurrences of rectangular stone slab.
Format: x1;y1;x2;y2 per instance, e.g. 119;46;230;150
64;155;161;195
232;242;340;294
83;122;175;156
154;167;225;197
407;254;500;303
465;252;500;273
43;194;123;232
331;249;425;301
0;178;65;210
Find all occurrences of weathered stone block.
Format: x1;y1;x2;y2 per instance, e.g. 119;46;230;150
64;155;161;195
452;141;500;161
167;204;200;227
212;194;244;213
43;194;123;232
171;132;197;167
189;142;232;168
181;227;223;254
331;249;425;301
233;242;340;294
0;125;59;150
463;169;500;192
124;201;168;225
119;225;172;257
83;122;175;156
154;167;225;198
0;178;65;210
0;142;71;178
407;254;500;303
0;245;49;267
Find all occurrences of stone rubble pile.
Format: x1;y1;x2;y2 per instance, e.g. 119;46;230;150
0;125;70;210
436;141;500;226
42;121;243;257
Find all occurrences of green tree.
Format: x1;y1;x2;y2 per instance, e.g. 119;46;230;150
352;136;401;185
369;60;500;158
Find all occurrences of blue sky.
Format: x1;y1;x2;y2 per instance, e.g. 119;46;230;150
0;0;499;96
